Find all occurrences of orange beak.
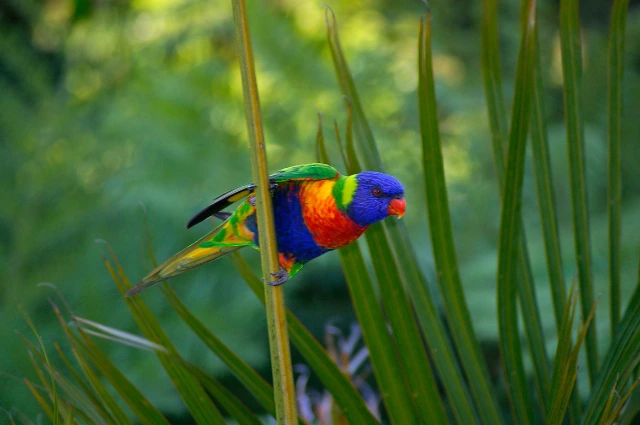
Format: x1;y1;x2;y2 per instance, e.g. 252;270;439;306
388;197;406;219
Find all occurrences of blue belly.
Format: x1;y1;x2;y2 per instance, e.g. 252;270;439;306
245;184;329;264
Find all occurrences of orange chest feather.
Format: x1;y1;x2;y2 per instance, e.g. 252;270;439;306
298;180;366;249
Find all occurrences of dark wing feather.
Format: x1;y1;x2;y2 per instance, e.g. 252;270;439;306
186;185;256;228
186;163;340;229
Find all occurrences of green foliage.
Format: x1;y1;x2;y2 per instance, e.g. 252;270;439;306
4;0;640;424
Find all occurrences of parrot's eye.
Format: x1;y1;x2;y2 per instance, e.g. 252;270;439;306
372;187;382;197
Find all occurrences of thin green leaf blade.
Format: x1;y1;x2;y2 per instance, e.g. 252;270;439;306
419;10;503;425
482;0;551;412
547;283;597;425
52;288;171;425
187;364;265;425
341;68;447;424
481;0;509;179
327;8;491;424
107;254;226;425
364;223;448;424
161;285;276;416
530;32;567;329
337;243;419;425
19;305;60;423
21;334;118;425
24;379;55;422
607;0;629;334
559;0;598;384
582;252;640;425
325;7;382;171
496;0;537;424
385;217;479;425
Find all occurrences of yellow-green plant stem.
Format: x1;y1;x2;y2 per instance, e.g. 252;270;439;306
607;0;628;335
231;1;297;423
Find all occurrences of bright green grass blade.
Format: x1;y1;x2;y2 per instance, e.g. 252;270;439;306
44;284;132;424
481;0;551;411
25;351;64;423
496;0;537;424
337;243;419;425
364;222;449;423
546;284;596;425
185;363;265;425
56;345;129;425
230;253;380;425
63;405;74;425
161;285;276;416
19;335;114;425
316;113;330;166
342;101;362;173
72;302;266;425
385;216;479;425
581;251;640;425
321;100;478;424
560;0;598;384
529;8;577;423
617;386;640;425
340;69;448;424
24;379;55;422
616;378;640;425
323;110;438;423
25;350;79;424
317;115;420;424
481;0;509;180
52;342;106;415
46;367;112;425
547;284;579;425
326;8;488;424
325;7;383;171
599;376;621;425
105;255;226;425
331;119;349;170
530;34;567;329
419;10;504;425
606;0;629;334
51;296;171;425
600;379;640;425
516;237;550;410
19;305;60;424
514;43;551;425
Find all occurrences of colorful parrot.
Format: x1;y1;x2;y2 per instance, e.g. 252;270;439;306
125;163;405;296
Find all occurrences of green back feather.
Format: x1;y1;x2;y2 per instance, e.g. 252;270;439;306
269;163;339;182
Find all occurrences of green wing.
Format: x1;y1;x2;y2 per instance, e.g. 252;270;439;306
268;163;340;182
186;163;340;229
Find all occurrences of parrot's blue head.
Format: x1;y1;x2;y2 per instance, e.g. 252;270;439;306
345;171;406;227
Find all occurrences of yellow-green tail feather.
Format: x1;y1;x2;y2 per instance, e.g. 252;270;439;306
126;222;252;296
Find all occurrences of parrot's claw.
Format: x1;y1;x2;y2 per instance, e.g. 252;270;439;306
266;267;289;286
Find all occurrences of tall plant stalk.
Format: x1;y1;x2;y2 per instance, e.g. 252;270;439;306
230;1;297;423
559;0;598;384
607;0;629;335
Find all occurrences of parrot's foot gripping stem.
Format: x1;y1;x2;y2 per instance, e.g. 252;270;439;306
266;267;289;286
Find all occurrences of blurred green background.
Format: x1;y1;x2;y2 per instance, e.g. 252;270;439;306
2;0;640;420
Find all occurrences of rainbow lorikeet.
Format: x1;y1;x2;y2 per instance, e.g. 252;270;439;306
125;163;405;296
